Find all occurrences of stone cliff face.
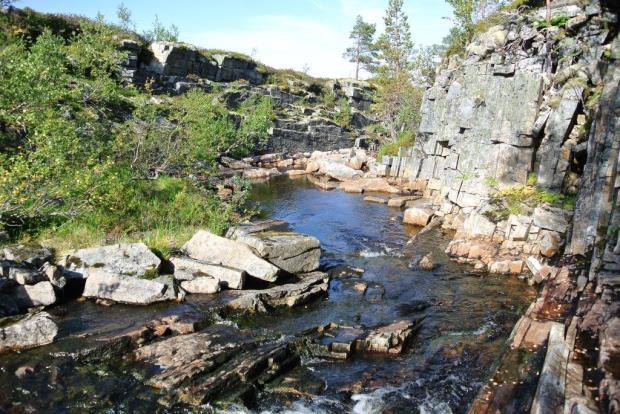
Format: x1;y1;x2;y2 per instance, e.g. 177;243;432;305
385;1;614;205
385;0;619;412
119;41;377;154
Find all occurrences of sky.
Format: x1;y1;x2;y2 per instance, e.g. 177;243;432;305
16;0;454;79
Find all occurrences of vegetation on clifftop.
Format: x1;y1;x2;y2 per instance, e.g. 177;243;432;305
0;11;273;253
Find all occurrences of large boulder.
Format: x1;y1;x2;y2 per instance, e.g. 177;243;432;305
82;269;171;305
62;243;161;279
228;222;321;274
0;312;58;353
171;257;245;289
317;160;363;181
182;231;279;282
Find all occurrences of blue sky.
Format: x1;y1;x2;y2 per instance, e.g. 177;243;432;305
17;0;454;78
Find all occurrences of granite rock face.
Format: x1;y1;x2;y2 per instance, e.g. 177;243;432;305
383;3;606;214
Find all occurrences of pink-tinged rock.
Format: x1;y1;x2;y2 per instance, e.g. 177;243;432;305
539;230;561;257
403;207;434;226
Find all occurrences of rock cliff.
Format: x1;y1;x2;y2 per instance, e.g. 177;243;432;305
118;41;378;154
384;0;619;412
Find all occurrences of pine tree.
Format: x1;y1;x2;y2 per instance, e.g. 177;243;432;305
343;15;378;80
375;0;415;141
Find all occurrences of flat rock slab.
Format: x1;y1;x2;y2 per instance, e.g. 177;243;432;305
224;272;329;313
134;324;300;405
0;312;58;353
340;178;401;194
63;243;161;279
229;223;321;274
388;196;420;208
171;257;245;289
180;277;221;294
364;196;388;204
183;231;279;282
83;269;170;305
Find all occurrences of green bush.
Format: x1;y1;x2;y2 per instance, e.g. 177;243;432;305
333;98;352;128
0;15;269;250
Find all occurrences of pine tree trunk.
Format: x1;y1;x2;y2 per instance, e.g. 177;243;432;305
546;0;552;25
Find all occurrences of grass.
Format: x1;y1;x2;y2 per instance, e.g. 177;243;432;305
26;176;246;258
377;132;415;159
485;174;576;220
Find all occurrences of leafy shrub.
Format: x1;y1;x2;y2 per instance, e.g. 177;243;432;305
333;98;352;128
0;14;269;249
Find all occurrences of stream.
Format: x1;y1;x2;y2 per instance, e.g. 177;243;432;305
0;175;536;414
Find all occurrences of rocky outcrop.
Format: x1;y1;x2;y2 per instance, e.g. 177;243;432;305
385;1;611;214
123;41;266;87
133;324;300;405
304;318;423;359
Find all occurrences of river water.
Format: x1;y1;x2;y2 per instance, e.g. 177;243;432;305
0;175;536;413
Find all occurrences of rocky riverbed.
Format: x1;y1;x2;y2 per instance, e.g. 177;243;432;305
0;175;537;413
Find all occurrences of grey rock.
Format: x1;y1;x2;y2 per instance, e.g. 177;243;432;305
179;277;221;294
533;207;569;234
62;243;161;279
5;266;45;285
229;223;321;274
182;230;279;282
171;257;245;289
13;281;57;309
2;244;52;267
82;269;170;305
0;312;58;353
225;272;329;313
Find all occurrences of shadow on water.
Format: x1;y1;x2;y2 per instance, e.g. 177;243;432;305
0;175;536;414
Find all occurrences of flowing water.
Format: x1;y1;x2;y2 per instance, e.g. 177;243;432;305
0;175;536;413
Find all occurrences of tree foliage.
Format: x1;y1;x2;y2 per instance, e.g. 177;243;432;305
116;2;135;32
374;0;416;142
343;15;378;80
144;15;179;42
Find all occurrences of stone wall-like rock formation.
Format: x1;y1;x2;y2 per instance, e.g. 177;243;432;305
391;0;619;412
383;1;612;209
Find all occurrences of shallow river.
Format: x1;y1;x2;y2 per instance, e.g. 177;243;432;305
0;176;536;413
